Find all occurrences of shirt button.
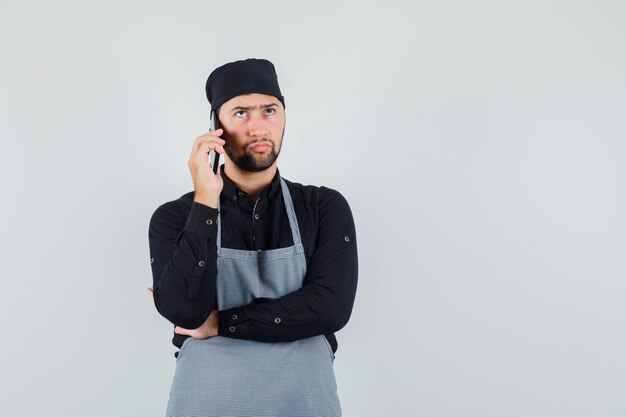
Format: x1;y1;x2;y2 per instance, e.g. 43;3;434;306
150;257;154;264
238;191;244;197
344;236;350;242
254;213;260;220
198;260;205;266
232;314;238;320
274;317;281;324
206;219;213;225
229;326;236;332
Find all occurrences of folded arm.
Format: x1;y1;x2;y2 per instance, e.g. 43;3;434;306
217;187;359;342
148;201;219;329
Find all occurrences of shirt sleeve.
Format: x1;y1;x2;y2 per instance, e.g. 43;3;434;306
148;200;219;329
216;187;359;342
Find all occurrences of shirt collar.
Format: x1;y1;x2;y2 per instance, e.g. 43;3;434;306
220;164;282;202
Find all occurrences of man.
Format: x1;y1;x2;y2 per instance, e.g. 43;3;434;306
147;58;358;417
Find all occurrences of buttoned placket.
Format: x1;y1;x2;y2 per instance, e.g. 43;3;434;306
251;197;260;248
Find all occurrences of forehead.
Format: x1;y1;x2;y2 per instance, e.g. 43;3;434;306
223;93;281;109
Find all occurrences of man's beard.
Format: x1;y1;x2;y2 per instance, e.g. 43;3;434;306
222;129;284;172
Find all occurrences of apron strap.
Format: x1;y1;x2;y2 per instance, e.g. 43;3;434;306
279;177;303;247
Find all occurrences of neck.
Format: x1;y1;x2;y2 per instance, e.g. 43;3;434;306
223;161;277;202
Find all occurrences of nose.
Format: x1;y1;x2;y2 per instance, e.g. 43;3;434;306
247;113;269;138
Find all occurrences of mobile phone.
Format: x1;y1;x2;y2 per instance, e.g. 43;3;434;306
209;109;221;174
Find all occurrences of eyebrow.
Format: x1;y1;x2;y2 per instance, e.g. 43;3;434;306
229;103;279;112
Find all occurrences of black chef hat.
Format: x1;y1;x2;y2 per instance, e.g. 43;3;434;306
205;58;286;113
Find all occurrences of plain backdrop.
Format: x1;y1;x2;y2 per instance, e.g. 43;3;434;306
1;1;625;416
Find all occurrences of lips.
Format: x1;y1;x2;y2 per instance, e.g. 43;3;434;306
250;142;271;151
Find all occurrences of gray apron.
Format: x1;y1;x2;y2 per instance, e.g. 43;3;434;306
165;177;342;417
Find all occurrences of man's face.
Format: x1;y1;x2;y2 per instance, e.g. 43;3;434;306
217;93;286;172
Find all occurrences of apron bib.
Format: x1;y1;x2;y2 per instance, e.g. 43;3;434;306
166;177;342;417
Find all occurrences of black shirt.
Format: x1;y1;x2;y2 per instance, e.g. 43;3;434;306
148;164;358;358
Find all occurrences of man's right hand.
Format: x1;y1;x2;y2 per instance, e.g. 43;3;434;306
188;128;226;208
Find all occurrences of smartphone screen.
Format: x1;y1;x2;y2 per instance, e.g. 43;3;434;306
210;110;221;174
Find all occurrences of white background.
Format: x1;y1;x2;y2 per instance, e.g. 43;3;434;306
1;1;625;416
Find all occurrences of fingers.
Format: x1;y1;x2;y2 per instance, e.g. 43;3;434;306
174;326;188;336
193;128;224;146
200;142;225;154
193;138;224;155
174;326;198;338
192;131;226;158
147;286;155;304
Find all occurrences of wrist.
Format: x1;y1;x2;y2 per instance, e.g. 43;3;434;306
194;191;219;208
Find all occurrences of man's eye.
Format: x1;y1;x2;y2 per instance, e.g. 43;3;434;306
265;108;275;115
235;111;246;117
